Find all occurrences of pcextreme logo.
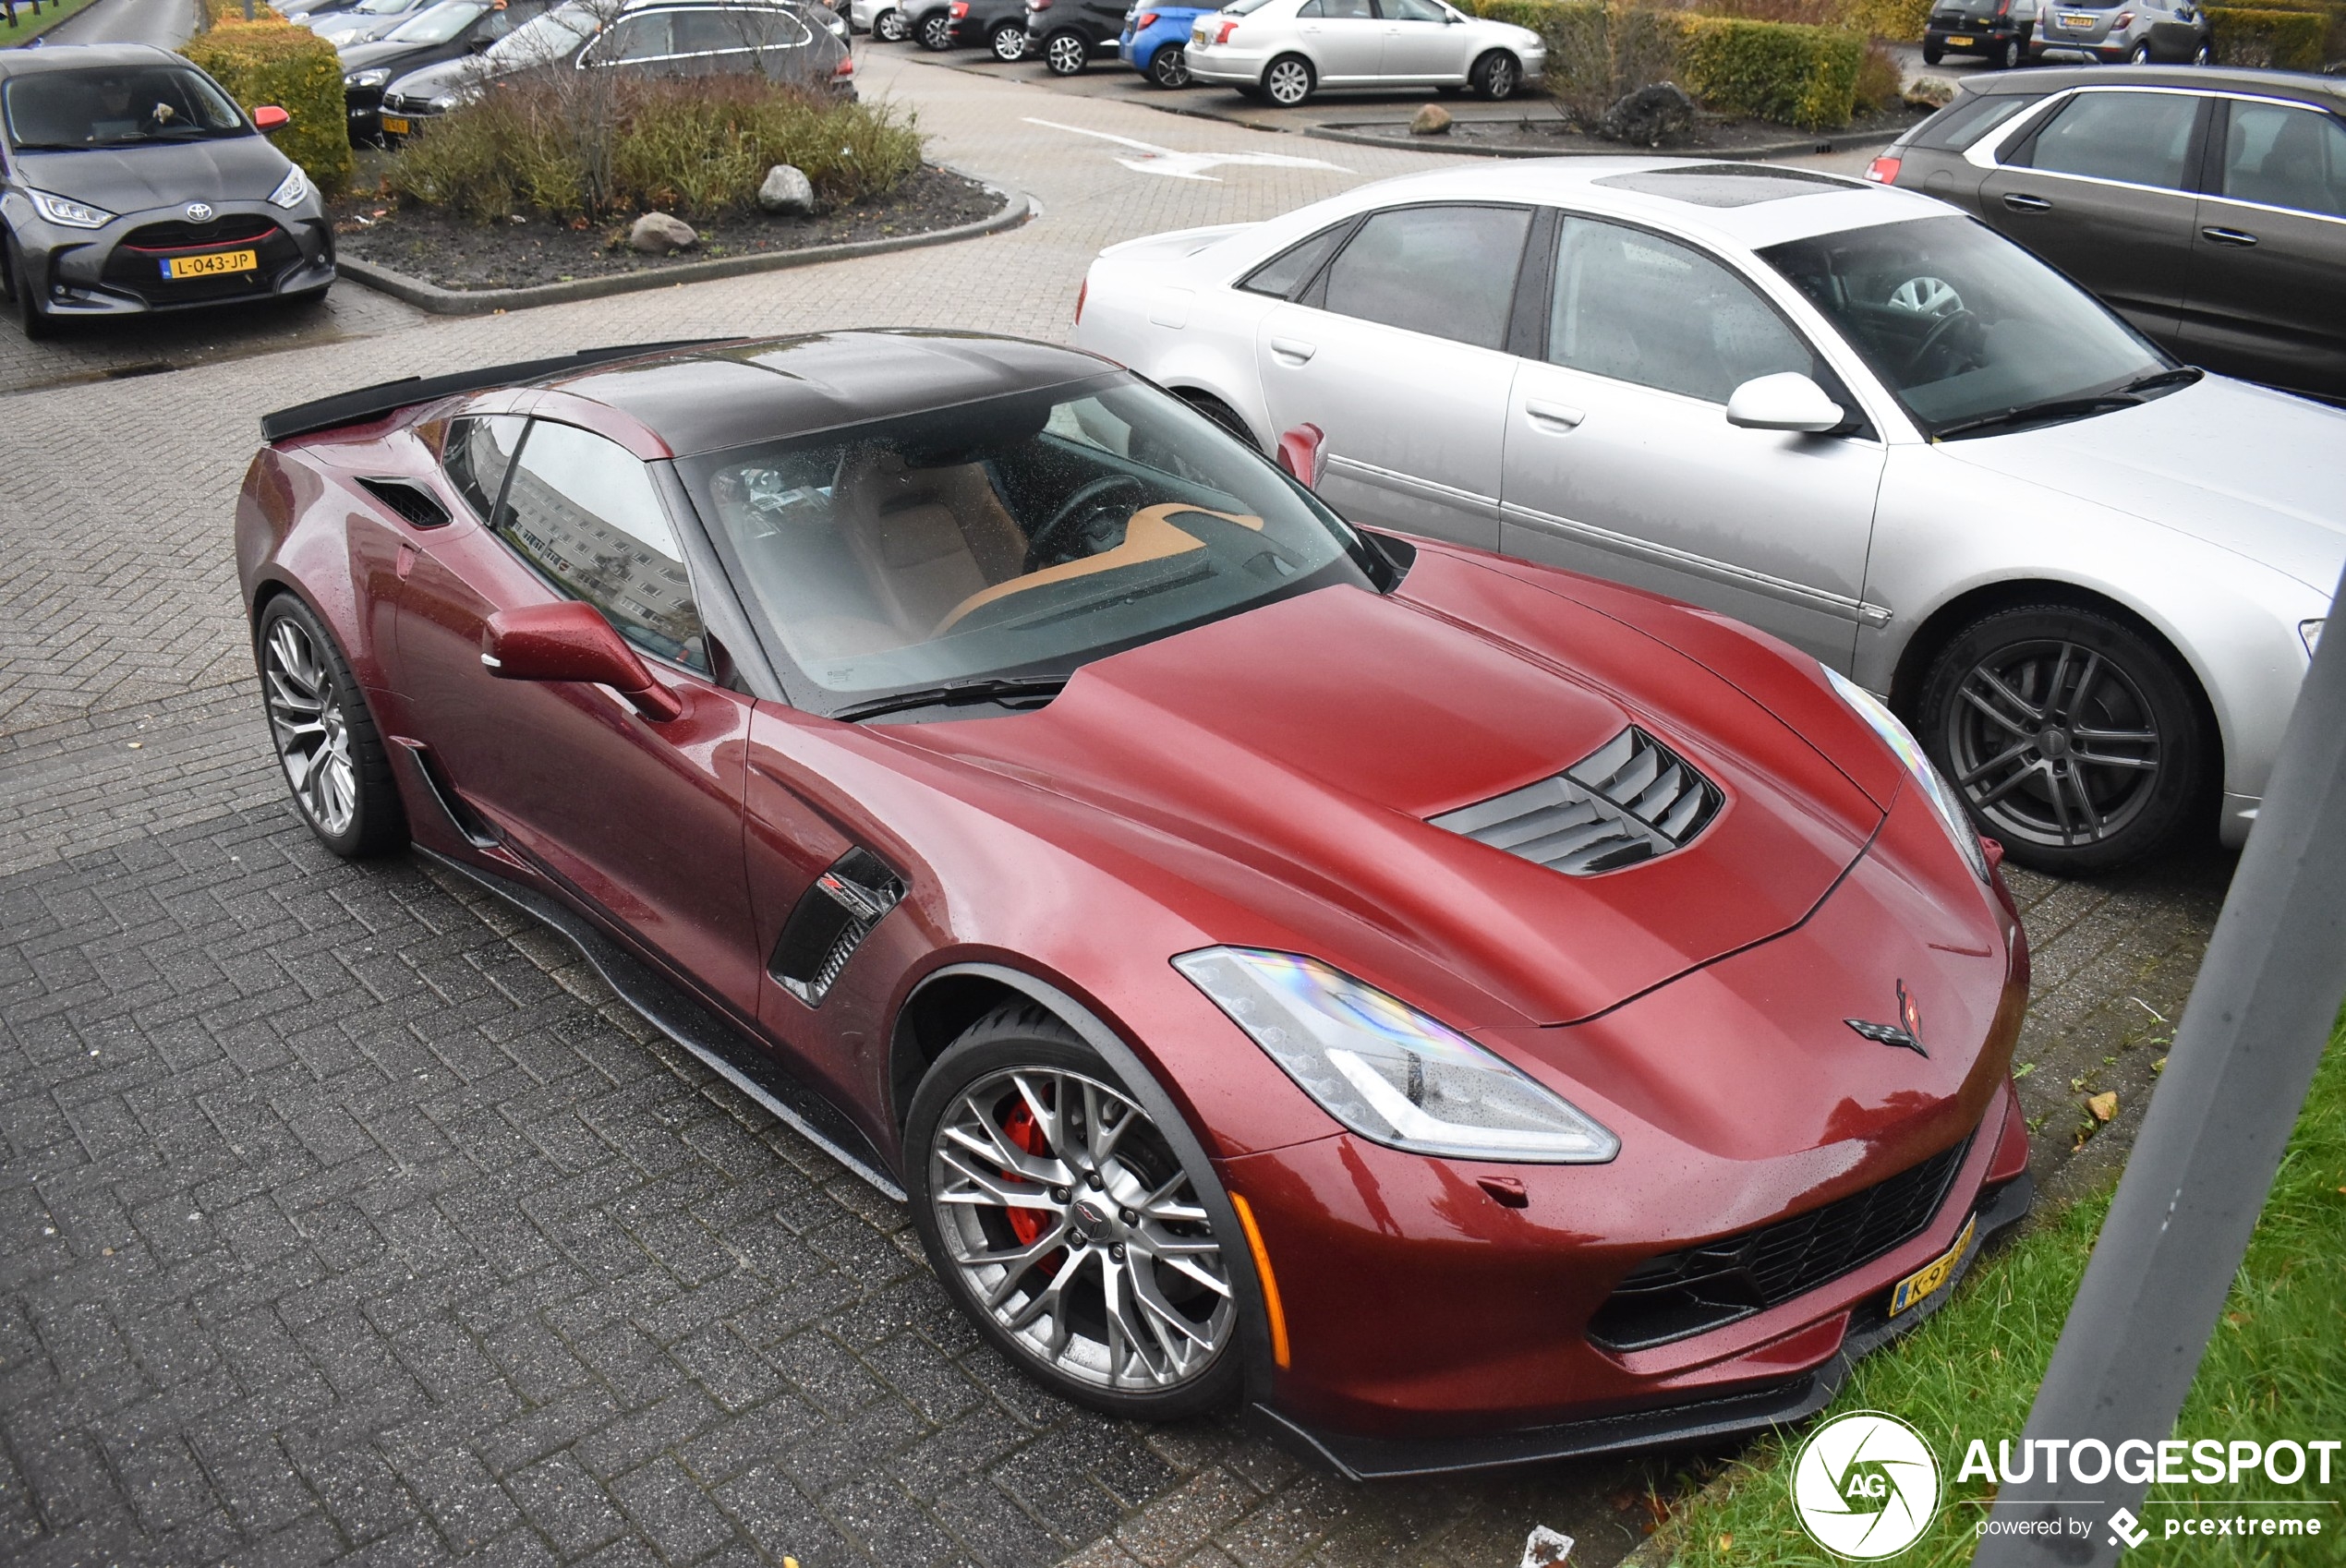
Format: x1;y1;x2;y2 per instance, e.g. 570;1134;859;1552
1792;1411;1943;1560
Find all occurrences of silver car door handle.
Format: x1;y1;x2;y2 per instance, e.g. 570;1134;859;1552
2002;192;2052;212
1525;399;1584;430
2201;225;2258;247
1269;336;1317;364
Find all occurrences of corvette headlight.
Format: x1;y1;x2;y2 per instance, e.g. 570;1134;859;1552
345;66;393;87
1172;947;1619;1164
2304;619;2325;658
1824;665;1992;883
27;188;113;228
267;165;312;210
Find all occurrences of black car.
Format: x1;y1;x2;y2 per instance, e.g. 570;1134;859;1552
1872;66;2346;402
0;44;333;339
379;0;852;142
1022;0;1123;74
907;0;1027;55
1922;0;2038;69
342;0;547;142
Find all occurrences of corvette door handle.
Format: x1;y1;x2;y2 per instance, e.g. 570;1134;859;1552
2001;192;2052;212
1269;336;1317;364
2201;225;2258;247
1525;399;1584;430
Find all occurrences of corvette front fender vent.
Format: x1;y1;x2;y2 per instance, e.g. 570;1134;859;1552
769;848;905;1006
1431;727;1723;876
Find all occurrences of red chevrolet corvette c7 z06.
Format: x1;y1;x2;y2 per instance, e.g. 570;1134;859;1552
235;331;2032;1477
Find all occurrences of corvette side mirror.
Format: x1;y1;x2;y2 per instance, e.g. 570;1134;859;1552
481;601;683;721
252;104;291;132
1276;422;1326;488
1724;371;1844;434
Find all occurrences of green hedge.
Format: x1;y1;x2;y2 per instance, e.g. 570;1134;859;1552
182;15;353;196
1462;0;1862;128
1835;0;1930;40
2208;0;2333;62
2220;0;2346;60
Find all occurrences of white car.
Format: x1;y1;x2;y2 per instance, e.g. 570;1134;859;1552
1072;159;2341;871
853;0;907;35
1184;0;1543;106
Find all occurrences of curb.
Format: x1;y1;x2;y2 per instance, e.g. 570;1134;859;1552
335;177;1033;317
1304;121;1903;160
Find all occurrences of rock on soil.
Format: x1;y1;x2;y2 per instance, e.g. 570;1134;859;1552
1409;103;1452;136
630;211;699;253
1598;82;1696;148
758;164;816;214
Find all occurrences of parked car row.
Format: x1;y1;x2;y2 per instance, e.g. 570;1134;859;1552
1924;0;2214;71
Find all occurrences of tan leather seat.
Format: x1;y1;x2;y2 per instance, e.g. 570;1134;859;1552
835;449;1027;638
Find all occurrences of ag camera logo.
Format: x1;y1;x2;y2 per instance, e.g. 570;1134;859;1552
1792;1411;1942;1559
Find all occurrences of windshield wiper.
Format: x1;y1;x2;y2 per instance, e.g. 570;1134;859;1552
831;676;1069;723
1931;392;2144;440
2120;366;2204;395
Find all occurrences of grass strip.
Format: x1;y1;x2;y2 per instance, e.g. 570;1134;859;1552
0;0;110;45
1656;1012;2346;1565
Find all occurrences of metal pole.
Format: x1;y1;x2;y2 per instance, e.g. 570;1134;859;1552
1974;561;2346;1566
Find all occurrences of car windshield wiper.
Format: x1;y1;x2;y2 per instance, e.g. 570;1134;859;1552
1930;392;2144;440
830;675;1070;723
2120;366;2204;395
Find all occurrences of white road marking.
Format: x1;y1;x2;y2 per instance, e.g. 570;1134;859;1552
1023;117;1349;181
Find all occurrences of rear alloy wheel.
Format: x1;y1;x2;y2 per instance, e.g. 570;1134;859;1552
1992;33;2022;67
1915;605;2205;873
257;594;407;858
906;1007;1242;1417
1469;48;1518;99
1263;53;1313;105
990;19;1027;57
1179;391;1258;451
875;6;907;38
2193;39;2212;62
2128;40;2152;62
1148;42;1190;86
918;9;953;48
1045;28;1088;73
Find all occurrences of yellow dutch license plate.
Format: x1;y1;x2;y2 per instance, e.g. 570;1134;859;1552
381;115;411;135
1944;32;1974;43
164;248;258;280
1889;1212;1976;1317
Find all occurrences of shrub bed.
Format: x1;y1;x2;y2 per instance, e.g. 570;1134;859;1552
386;73;923;224
2243;0;2346;62
2207;2;2328;65
181;12;354;196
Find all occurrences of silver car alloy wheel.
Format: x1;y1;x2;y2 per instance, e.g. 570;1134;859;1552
920;10;951;46
927;1065;1236;1392
1481;53;1515;97
993;22;1026;57
876;6;906;37
1046;30;1085;71
1944;638;2161;850
263;617;359;838
1264;56;1310;104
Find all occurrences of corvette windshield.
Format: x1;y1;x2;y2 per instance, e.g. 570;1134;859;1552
3;66;248;150
1759;214;2173;439
683;378;1383;711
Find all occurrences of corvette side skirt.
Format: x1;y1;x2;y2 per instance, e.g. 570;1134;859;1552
1252;1171;2034;1479
418;848;908;1202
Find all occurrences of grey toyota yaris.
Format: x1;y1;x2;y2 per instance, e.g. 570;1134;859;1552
0;43;333;338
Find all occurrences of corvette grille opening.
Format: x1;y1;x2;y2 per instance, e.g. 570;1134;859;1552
1589;1138;1972;1353
769;848;905;1006
358;477;452;530
1430;727;1723;875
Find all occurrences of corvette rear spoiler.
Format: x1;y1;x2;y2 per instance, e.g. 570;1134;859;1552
258;339;739;444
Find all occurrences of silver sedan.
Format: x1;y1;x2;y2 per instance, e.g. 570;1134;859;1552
1183;0;1543;106
1071;160;2340;872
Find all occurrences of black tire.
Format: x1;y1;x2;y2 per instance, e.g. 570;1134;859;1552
1469;48;1518;100
1991;32;2022;67
6;230;52;341
904;1006;1245;1419
917;9;952;49
2127;39;2152;63
1147;42;1190;87
1044;27;1087;73
1922;40;1943;63
1179;390;1258;452
1262;52;1313;105
255;593;408;858
1911;603;2207;874
989;19;1026;57
2193;38;2212;63
874;6;907;39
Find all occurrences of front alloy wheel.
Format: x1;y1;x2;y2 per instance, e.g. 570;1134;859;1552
1469;49;1518;99
908;1009;1240;1416
1916;605;2204;873
875;6;908;38
1045;28;1088;72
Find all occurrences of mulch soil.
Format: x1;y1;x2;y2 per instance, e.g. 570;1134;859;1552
1333;97;1937;154
329;163;1006;292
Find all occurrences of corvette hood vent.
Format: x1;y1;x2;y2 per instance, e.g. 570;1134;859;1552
1431;728;1723;876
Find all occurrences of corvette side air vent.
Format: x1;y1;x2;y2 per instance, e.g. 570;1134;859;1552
769;849;906;1006
357;476;451;530
1431;728;1723;876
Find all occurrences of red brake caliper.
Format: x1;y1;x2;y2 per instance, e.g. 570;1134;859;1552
999;1100;1058;1272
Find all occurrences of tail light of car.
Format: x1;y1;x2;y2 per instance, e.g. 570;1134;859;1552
2114;8;2133;20
1865;154;1901;184
1213;18;1239;41
1031;0;1054;9
950;2;967;15
1135;8;1156;21
1075;277;1087;324
835;52;855;73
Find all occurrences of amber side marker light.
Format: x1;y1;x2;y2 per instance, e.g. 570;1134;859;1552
1227;1192;1290;1368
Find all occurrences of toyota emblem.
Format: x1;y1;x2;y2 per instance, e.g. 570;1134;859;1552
184;201;214;223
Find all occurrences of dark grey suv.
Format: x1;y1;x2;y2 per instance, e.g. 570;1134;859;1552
1872;66;2346;402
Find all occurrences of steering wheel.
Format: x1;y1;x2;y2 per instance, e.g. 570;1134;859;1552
1025;475;1143;572
1890;275;1962;317
1905;307;1982;380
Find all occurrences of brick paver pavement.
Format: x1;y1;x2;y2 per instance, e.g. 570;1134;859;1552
1;44;2238;1568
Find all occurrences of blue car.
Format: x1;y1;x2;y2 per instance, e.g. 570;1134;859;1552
1119;3;1210;85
